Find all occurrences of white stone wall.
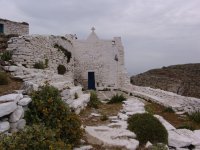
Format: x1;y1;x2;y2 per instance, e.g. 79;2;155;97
73;31;130;89
0;19;29;35
7;35;74;78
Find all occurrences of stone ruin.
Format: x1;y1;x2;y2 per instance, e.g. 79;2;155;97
0;18;29;35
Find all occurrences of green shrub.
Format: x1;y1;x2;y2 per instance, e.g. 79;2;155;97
188;111;200;123
57;64;66;75
33;61;45;69
107;94;126;104
163;107;174;113
149;143;168;150
177;123;195;131
128;113;168;145
74;92;78;99
100;114;108;121
0;72;9;85
88;91;101;109
0;124;71;150
1;51;12;61
54;44;71;63
25;85;83;146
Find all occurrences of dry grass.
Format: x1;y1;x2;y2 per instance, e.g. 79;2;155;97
80;103;122;126
0;73;22;96
145;102;200;130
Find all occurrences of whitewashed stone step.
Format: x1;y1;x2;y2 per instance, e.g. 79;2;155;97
85;126;139;150
0;94;23;103
0;102;17;117
0;121;10;133
154;115;176;131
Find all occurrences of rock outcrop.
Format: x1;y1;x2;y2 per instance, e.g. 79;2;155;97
131;63;200;99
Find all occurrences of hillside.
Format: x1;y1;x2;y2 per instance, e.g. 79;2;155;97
131;63;200;99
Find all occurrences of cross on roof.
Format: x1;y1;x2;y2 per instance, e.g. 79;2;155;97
91;27;95;32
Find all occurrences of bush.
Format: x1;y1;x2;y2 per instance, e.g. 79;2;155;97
1;51;12;61
128;113;168;145
0;72;9;85
88;91;101;109
54;44;71;63
57;64;66;75
107;94;126;104
25;85;83;146
163;107;174;113
0;124;71;150
34;61;45;69
188;111;200;123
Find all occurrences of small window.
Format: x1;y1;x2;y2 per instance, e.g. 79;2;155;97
0;24;4;33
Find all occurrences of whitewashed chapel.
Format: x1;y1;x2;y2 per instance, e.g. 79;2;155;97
73;27;130;90
5;20;130;90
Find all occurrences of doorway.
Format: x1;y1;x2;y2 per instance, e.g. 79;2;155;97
0;24;4;33
88;72;95;90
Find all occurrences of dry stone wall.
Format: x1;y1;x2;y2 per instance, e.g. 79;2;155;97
7;35;74;78
0;19;29;35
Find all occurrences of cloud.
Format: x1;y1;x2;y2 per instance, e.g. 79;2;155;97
0;0;200;74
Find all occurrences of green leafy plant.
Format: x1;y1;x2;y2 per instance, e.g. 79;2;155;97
25;85;83;146
107;94;126;104
128;113;168;145
0;72;9;85
177;123;195;131
74;92;78;99
33;61;45;69
0;124;71;150
100;114;108;121
1;51;12;61
54;44;71;63
88;91;101;109
188;111;200;123
57;64;66;75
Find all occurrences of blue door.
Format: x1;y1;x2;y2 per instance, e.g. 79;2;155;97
88;72;95;90
0;24;4;33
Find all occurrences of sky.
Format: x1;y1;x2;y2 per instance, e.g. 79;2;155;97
0;0;200;75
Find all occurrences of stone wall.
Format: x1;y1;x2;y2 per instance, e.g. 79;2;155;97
0;18;29;35
7;35;74;78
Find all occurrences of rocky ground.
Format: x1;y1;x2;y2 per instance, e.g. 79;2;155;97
131;63;200;99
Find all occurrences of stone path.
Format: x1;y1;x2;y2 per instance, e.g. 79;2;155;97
122;85;200;114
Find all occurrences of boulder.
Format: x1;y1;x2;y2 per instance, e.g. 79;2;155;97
0;94;23;103
18;97;32;106
0;102;17;117
0;121;10;133
3;66;19;72
9;106;24;123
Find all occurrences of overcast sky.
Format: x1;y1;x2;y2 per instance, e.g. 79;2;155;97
0;0;200;75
